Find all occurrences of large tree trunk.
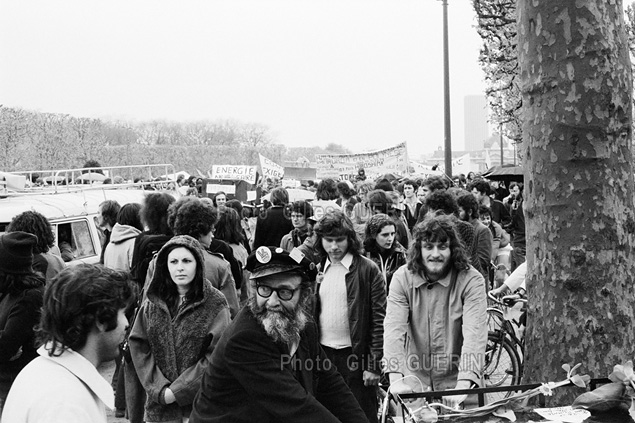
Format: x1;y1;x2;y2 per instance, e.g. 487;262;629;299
518;0;635;403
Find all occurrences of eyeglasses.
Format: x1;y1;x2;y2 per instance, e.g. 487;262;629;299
256;284;298;301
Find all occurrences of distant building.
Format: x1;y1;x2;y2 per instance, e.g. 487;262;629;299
464;95;489;152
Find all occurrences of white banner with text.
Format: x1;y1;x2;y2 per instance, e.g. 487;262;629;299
315;142;409;180
210;165;257;183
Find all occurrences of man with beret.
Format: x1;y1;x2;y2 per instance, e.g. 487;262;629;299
189;246;369;423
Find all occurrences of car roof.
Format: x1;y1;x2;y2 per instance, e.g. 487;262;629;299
0;189;161;224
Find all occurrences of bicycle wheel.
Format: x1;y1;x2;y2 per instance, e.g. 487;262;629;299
487;307;505;333
483;331;522;403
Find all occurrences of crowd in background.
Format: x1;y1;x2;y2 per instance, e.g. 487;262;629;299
0;167;526;422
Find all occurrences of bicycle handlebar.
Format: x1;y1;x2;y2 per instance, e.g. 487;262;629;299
488;291;528;306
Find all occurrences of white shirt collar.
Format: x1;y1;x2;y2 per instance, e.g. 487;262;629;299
324;252;354;271
38;343;115;410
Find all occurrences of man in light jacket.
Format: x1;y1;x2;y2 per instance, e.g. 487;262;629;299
2;265;136;423
383;214;487;409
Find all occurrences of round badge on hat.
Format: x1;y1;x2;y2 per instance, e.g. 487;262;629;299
255;246;272;264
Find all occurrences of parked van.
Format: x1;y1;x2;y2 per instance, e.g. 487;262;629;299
0;164;179;266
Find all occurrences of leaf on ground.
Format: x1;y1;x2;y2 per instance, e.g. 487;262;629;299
493;406;517;422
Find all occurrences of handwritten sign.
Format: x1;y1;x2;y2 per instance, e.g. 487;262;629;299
534;406;590;423
210;165;257;184
315;142;408;180
259;154;285;180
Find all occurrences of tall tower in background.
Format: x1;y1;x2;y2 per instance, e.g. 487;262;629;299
464;95;489;151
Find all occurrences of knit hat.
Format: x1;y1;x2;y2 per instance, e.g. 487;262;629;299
0;231;37;274
364;213;395;240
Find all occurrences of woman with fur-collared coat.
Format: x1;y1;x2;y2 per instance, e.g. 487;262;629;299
129;235;230;423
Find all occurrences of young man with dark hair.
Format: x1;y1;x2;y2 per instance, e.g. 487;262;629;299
190;247;368;423
399;179;422;232
424;190;476;263
97;199;121;264
416;175;448;223
468;179;511;227
478;205;511;270
2;265;136;423
168;197;239;318
253;187;294;250
457;192;493;283
383;214;487;408
313;210;386;423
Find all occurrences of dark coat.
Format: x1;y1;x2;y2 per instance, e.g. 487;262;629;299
403;201;422;231
490;199;511;227
208;238;243;289
314;254;386;374
190;307;368;423
0;284;45;399
364;242;407;290
253;205;294;250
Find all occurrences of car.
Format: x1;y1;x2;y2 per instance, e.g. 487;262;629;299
0;164;179;266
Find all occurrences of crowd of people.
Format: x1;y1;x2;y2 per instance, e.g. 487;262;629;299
0;170;527;423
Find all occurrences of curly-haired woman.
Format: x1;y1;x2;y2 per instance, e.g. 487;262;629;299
7;211;64;281
363;213;407;290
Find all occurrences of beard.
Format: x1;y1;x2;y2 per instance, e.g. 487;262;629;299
249;296;309;346
423;258;452;282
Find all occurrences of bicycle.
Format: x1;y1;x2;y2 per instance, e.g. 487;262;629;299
483;291;527;403
377;374;462;423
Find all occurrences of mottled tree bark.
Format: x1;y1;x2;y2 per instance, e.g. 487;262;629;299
518;0;635;403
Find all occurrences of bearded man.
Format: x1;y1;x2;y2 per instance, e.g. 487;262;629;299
189;246;368;423
383;214;487;409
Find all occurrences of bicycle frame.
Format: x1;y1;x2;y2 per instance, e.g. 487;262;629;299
487;293;526;351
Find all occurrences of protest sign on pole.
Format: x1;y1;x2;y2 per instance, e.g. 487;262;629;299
315;142;409;181
210;165;257;184
409;161;443;179
451;153;472;175
259;154;285;181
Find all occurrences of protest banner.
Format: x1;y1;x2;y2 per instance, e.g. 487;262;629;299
315;142;409;180
210;165;257;184
409;161;443;179
259;154;285;180
452;153;472;175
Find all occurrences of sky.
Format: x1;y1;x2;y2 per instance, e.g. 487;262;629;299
0;0;488;160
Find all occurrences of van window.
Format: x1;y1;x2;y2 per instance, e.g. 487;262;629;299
58;221;96;262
